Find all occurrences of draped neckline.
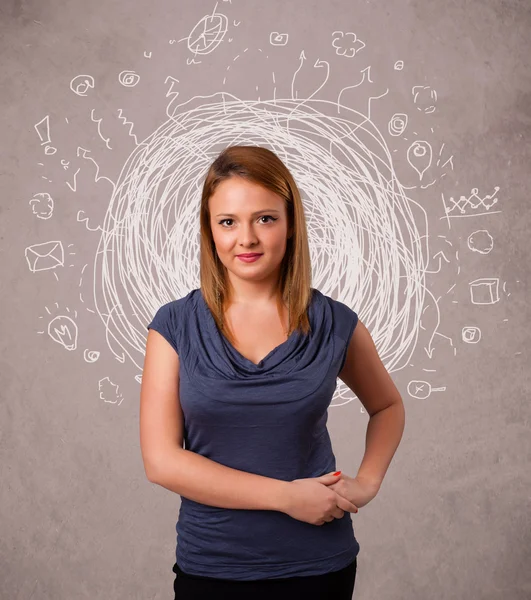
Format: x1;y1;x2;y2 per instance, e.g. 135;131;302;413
197;288;316;372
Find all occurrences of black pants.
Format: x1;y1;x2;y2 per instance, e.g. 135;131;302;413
173;557;357;600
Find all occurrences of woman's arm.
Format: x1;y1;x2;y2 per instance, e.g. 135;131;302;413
140;329;289;511
338;320;406;490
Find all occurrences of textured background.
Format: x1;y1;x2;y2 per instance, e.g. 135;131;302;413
1;0;530;598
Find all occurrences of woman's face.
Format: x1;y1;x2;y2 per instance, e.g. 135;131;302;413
209;176;291;286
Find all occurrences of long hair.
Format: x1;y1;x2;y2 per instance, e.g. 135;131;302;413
199;145;313;345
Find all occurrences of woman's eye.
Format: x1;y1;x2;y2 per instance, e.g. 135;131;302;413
218;216;277;227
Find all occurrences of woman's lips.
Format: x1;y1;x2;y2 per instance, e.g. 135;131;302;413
236;253;262;262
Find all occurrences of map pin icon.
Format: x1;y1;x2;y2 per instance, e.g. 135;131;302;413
407;141;432;180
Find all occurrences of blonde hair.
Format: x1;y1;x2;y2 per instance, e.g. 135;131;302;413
199;145;313;345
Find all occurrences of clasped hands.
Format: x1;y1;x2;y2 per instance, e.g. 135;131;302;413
327;472;380;511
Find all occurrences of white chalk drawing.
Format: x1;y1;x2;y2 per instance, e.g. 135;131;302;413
77;147;115;191
84;349;100;363
90;109;112;149
468;229;494;254
93;92;428;376
435;142;454;170
78;263;88;305
29;192;54;220
66;167;81;192
70;74;95;97
470;278;500;305
164;76;180;117
388;113;408;136
117;109;139;145
332;31;366;58
118;70;140;88
34;115;51;145
408;380;446;399
179;8;228;58
99;377;124;406
441;186;501;228
336;66;389;127
28;11;511;406
270;32;288;46
48;315;78;351
77;210;103;232
462;326;481;344
291;51;330;102
25;241;64;272
34;115;57;155
412;85;437;113
407;140;432;180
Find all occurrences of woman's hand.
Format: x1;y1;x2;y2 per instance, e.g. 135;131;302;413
282;471;359;526
327;473;380;510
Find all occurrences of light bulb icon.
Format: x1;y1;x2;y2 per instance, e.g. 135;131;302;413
48;315;78;351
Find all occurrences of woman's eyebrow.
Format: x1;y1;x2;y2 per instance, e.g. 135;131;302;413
215;209;281;217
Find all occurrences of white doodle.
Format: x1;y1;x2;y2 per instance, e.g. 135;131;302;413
408;380;446;399
332;31;365;58
77;210;103;232
94;92;428;375
412;85;437;113
84;349;100;363
90;109;112;149
290;51;330;103
25;240;64;272
470;278;500;305
180;8;228;57
34;115;52;145
394;60;404;70
441;186;501;228
77;147;116;191
99;377;124;406
119;70;140;87
66;167;81;192
462;326;481;344
407;140;432;180
143;51;152;58
70;75;95;97
61;159;70;170
388;113;408;136
48;315;78;351
164;76;181;117
117;109;139;145
270;32;288;46
468;230;494;254
29;192;54;220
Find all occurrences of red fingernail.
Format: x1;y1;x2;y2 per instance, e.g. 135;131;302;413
333;471;341;476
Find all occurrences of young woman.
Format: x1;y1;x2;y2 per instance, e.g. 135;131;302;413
140;145;405;599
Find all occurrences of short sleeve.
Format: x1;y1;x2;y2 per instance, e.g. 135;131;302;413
333;299;359;372
147;301;180;356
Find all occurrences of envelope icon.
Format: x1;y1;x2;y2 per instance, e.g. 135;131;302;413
25;240;64;272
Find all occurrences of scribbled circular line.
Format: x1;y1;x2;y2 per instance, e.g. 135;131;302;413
70;74;95;97
84;349;100;363
118;70;140;88
388;113;408;137
94;94;428;375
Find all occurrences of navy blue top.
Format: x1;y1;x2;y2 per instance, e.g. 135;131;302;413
147;287;360;581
